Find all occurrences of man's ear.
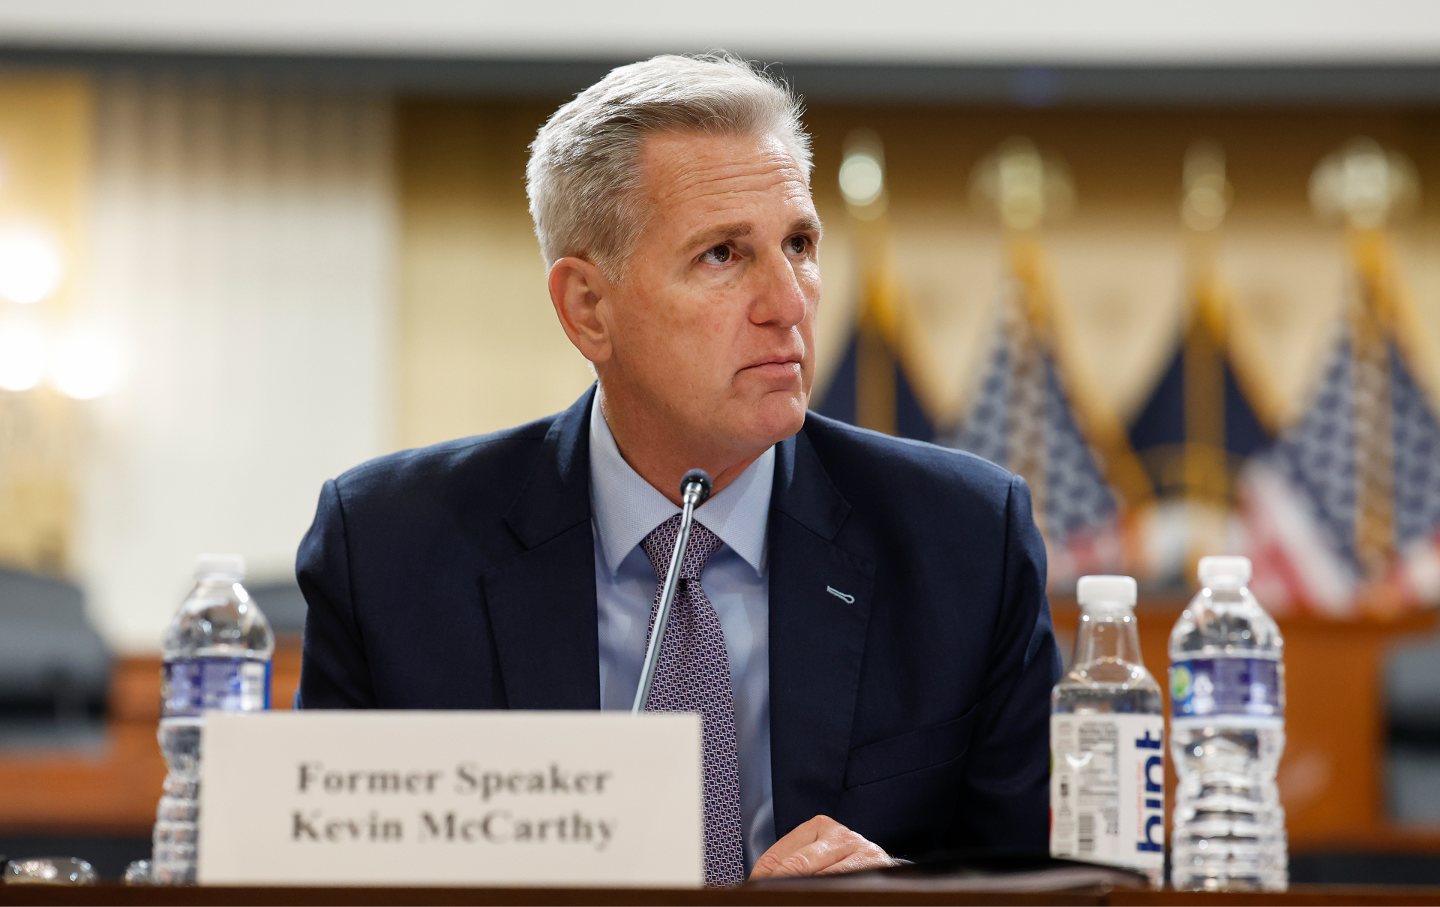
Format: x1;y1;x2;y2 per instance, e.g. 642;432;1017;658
547;256;614;364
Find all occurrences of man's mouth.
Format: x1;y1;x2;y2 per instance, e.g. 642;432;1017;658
742;358;803;382
744;353;803;371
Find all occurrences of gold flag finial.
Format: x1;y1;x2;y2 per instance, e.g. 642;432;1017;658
969;137;1074;233
1181;140;1232;234
839;129;889;221
1310;137;1420;230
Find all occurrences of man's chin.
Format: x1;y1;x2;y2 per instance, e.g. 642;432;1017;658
744;396;808;447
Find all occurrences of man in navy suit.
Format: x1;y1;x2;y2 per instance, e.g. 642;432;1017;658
297;53;1060;881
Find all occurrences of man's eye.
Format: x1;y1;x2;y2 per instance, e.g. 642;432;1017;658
700;244;733;265
786;235;812;255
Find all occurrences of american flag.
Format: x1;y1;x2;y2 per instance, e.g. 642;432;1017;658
1241;242;1440;614
941;276;1127;586
1123;283;1274;587
814;269;936;443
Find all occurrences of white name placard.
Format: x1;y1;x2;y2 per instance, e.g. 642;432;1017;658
197;711;702;887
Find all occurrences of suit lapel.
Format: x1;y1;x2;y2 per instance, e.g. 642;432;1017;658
767;426;875;835
481;393;878;814
484;388;601;710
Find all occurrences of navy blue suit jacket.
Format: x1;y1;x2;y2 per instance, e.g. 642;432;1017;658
296;388;1060;859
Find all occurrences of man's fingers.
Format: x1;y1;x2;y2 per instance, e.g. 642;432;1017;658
771;835;857;877
750;815;890;880
750;815;832;878
816;844;893;876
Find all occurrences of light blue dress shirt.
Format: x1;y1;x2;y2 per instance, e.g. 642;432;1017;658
588;397;778;871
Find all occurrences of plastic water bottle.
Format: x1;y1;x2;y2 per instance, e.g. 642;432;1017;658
1051;575;1164;887
151;554;273;885
1169;556;1287;891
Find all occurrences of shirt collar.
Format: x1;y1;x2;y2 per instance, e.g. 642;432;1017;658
588;391;773;579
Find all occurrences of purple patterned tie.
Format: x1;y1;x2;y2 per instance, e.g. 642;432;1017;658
641;514;746;887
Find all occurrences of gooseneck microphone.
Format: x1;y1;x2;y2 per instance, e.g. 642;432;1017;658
631;469;713;713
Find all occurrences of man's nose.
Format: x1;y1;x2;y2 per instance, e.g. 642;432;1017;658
751;253;809;327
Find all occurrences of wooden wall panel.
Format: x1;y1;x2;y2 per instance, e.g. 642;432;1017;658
0;73;91;573
395;100;594;449
393;100;1440;441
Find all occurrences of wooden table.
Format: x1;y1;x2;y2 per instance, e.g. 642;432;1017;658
3;883;1440;906
2;605;1438;860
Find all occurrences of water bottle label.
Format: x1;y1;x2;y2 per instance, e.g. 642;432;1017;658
162;657;271;716
1050;713;1165;876
1170;657;1282;720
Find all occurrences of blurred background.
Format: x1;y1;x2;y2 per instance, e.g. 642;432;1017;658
1;0;1439;884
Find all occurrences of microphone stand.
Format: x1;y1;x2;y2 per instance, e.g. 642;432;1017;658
632;469;712;713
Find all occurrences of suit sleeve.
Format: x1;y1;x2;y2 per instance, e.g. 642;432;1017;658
953;474;1061;852
294;478;376;708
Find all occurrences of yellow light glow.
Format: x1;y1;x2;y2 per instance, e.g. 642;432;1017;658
0;227;63;305
0;321;46;391
52;331;122;400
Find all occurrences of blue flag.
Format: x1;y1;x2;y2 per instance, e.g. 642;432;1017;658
814;272;936;442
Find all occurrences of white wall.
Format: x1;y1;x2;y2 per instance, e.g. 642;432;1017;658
76;74;394;653
1;0;1439;62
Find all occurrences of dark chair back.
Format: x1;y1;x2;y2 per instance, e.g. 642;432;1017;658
243;577;307;639
0;567;111;749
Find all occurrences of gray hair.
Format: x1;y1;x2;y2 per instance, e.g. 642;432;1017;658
526;52;812;276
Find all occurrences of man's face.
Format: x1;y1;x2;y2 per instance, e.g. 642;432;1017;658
596;129;822;466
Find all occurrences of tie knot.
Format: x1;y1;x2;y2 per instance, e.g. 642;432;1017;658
641;513;723;582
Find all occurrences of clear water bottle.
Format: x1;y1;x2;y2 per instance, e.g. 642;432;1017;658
1169;555;1287;891
151;554;273;885
1051;575;1164;887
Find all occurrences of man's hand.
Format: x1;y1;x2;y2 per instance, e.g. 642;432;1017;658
749;815;895;879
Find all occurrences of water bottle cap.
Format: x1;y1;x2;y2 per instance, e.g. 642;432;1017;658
1075;575;1137;613
194;553;246;582
1198;555;1251;589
